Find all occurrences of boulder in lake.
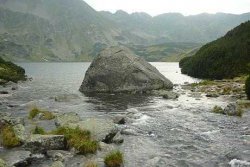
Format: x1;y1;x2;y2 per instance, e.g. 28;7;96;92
79;46;173;93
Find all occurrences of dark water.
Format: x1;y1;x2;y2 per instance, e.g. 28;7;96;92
1;62;250;167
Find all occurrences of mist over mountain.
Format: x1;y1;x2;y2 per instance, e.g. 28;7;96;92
0;0;249;61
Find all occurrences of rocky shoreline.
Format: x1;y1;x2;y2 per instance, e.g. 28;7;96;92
181;76;250;116
0;107;129;167
0;81;149;167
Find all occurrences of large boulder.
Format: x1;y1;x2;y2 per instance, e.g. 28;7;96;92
79;46;173;93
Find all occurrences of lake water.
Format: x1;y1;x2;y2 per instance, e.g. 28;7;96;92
1;62;250;167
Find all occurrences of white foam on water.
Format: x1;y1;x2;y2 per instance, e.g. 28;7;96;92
229;159;250;167
132;114;150;125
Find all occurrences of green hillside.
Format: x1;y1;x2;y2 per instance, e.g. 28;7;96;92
0;57;26;84
179;21;250;79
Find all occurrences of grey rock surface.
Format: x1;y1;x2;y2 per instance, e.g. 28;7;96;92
55;112;81;127
224;103;240;116
111;132;124;144
112;114;126;124
0;150;32;167
51;161;65;167
24;135;66;153
79;46;173;93
68;118;118;142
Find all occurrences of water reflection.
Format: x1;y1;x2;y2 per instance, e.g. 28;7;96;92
83;93;154;112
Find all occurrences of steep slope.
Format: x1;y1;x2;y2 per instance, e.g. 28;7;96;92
0;0;122;61
179;21;250;79
0;56;26;84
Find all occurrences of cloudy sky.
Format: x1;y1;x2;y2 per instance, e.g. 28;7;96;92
84;0;250;16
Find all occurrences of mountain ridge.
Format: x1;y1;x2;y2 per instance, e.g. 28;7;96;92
0;0;249;61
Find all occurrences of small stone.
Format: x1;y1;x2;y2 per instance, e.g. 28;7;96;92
112;115;126;124
224;103;242;116
111;132;124;144
0;91;8;94
206;93;219;98
12;86;18;90
47;150;73;162
51;161;65;167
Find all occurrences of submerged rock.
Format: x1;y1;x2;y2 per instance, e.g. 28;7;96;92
79;46;173;93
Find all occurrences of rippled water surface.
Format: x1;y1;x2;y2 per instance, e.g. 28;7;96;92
1;62;250;167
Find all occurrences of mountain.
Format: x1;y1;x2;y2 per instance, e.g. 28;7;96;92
0;0;123;61
102;11;250;44
127;42;202;62
0;0;249;61
179;21;250;79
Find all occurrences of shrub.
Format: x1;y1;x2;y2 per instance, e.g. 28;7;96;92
0;125;21;148
28;107;55;120
246;75;250;100
104;151;123;167
51;127;99;154
32;126;46;135
212;106;224;114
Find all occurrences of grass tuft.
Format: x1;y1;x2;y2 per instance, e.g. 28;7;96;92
28;107;55;120
104;150;123;167
84;160;98;167
51;127;99;154
0;125;21;148
212;106;224;114
32;126;46;135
